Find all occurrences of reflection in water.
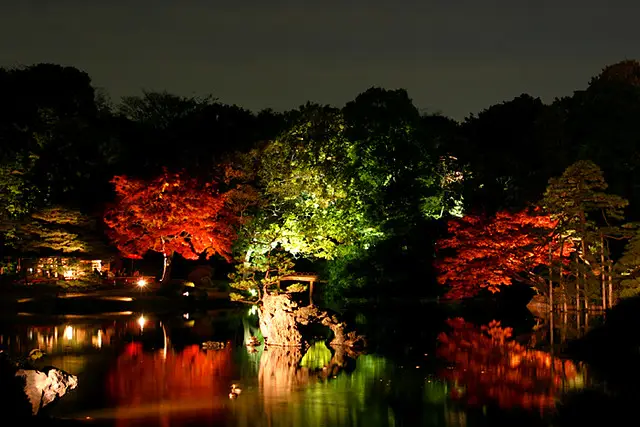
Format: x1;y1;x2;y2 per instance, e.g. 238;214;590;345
105;343;233;425
246;343;464;427
437;318;585;413
0;323;117;355
0;311;601;426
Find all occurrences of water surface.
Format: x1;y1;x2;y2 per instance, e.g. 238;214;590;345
0;307;601;427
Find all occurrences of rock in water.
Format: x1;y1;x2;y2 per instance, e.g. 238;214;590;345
260;293;366;348
260;294;304;346
15;367;78;415
526;295;550;318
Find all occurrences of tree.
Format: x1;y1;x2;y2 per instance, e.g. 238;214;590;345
0;64;112;212
455;94;557;213
542;160;628;309
6;206;107;255
232;104;383;266
103;170;238;282
615;227;640;298
0;160;39;221
228;249;295;301
343;87;459;227
559;60;640;222
435;209;573;299
114;91;267;177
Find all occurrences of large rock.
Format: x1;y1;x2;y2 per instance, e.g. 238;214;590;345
15;367;78;415
259;293;366;348
526;294;550;318
260;294;303;346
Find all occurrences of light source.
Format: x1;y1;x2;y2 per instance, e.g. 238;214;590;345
136;278;147;288
137;315;146;330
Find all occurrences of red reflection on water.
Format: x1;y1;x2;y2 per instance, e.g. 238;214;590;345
106;343;233;426
437;318;580;413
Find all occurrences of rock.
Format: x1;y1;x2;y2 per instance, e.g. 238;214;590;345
260;293;366;348
260;294;304;346
527;294;550;318
15;367;78;415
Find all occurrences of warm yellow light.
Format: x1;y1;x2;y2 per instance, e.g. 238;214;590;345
136;278;147;288
63;270;74;279
92;329;103;349
138;315;146;330
64;325;73;340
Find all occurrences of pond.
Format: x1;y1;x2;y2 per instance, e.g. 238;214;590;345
0;305;611;427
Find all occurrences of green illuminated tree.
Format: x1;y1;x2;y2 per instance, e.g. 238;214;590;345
542;160;628;308
232;104;383;266
229;249;295;301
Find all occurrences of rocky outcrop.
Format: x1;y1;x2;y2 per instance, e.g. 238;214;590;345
16;367;78;415
0;354;77;418
259;293;367;348
260;294;304;346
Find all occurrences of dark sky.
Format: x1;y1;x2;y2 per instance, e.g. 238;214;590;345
1;1;639;119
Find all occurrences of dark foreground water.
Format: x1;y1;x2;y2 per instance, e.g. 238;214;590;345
0;305;607;427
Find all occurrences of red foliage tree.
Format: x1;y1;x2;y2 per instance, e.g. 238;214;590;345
437;318;581;413
104;170;238;282
435;209;574;299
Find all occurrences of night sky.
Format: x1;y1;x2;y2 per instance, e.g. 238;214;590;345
1;1;639;119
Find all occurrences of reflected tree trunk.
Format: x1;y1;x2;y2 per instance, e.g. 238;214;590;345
601;234;607;310
575;259;581;313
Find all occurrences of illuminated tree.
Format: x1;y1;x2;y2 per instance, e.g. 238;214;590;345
542;160;628;308
231;104;383;265
6;206;106;254
228;249;294;301
435;209;574;299
104;170;237;282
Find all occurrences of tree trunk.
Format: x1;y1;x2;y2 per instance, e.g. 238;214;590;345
560;256;567;312
601;234;607;310
549;244;553;312
608;260;614;309
161;252;174;283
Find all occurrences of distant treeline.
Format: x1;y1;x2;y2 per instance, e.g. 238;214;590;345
3;60;640;300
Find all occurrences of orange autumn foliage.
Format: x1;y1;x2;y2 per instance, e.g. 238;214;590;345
435;209;575;299
104;170;238;261
437;318;580;413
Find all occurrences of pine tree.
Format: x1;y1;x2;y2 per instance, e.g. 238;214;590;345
542;160;628;308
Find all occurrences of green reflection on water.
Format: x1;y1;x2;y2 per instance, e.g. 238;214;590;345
300;341;333;369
